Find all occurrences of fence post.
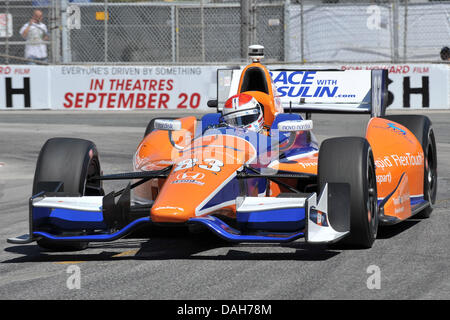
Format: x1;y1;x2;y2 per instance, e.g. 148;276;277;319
300;0;304;63
175;5;179;63
250;0;257;46
50;0;55;63
284;0;290;62
51;0;61;64
61;0;71;63
104;0;108;63
171;5;176;63
392;0;400;62
403;0;408;62
5;1;9;64
201;0;205;62
241;0;250;60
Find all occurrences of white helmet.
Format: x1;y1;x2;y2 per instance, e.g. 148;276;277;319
222;93;264;132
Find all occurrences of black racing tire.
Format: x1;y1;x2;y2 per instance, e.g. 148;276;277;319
33;137;103;251
144;117;177;138
381;115;437;218
318;137;378;248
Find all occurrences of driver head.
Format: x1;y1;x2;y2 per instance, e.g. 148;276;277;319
222;93;264;133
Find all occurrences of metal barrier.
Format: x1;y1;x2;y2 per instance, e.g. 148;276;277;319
0;0;449;65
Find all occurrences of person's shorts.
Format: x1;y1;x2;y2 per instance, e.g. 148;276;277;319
26;56;48;65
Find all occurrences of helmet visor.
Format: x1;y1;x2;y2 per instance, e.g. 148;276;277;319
223;108;260;127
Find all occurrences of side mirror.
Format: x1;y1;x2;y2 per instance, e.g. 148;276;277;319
277;120;313;132
154;119;182;131
207;100;218;108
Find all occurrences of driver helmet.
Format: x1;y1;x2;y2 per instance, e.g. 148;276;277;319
222;93;264;132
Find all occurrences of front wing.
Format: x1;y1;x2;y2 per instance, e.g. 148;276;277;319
7;182;350;245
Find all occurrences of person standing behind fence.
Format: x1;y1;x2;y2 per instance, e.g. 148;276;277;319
19;10;49;64
440;47;450;61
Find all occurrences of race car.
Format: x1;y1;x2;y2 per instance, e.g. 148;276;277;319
7;45;437;250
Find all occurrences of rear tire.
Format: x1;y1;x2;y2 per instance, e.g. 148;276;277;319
33;138;103;251
381;115;437;218
318;137;378;248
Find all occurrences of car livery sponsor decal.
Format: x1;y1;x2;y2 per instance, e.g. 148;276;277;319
173;158;224;174
171;171;206;186
309;208;328;227
270;71;339;98
375;152;424;171
376;172;392;184
268;70;369;102
387;122;407;135
370;123;416;145
278;120;313;132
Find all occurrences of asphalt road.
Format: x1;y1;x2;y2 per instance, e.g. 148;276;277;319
0;110;449;300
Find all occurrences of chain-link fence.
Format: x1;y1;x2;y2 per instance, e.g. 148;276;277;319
287;0;450;63
0;1;52;64
0;0;449;65
64;1;285;64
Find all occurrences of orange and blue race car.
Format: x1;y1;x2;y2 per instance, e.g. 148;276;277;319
8;45;437;250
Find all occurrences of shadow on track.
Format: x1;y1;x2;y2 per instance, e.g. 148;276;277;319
376;219;421;239
2;230;339;263
3;217;428;264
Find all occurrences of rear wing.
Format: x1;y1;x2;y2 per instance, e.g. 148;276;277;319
216;68;388;117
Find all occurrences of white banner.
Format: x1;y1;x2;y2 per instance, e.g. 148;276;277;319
339;64;449;110
223;64;449;110
0;63;448;110
0;65;218;110
51;65;217;110
0;65;50;109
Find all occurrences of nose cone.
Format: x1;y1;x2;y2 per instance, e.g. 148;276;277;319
150;166;239;223
151;134;257;223
151;205;189;223
151;169;213;223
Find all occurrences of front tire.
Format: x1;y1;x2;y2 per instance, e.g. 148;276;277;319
318;137;378;248
33;138;103;251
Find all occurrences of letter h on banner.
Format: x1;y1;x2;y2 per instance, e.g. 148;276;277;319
403;76;429;108
5;77;31;108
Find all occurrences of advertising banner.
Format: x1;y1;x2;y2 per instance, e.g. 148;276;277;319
51;65;217;110
0;63;448;110
0;65;49;109
219;64;449;111
0;65;218;110
339;64;449;110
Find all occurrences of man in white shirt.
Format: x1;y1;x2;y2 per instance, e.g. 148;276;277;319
19;10;49;64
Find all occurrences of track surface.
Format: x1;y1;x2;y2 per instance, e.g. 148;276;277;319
0;110;449;300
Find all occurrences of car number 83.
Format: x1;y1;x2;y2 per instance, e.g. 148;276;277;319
173;158;224;173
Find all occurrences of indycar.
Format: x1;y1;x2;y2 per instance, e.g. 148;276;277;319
8;45;437;250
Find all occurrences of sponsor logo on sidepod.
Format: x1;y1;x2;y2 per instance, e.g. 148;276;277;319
387;122;407;135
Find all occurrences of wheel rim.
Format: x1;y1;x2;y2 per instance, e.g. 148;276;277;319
425;140;437;205
84;155;103;196
366;152;378;236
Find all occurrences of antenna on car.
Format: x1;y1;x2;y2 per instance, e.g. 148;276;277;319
248;44;264;63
